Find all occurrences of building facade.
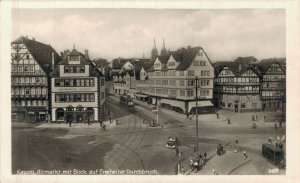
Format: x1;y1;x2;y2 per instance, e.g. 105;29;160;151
11;36;60;122
257;59;286;112
213;61;261;112
213;58;286;113
51;47;105;123
144;46;214;115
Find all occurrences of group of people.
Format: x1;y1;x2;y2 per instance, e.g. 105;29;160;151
189;152;207;171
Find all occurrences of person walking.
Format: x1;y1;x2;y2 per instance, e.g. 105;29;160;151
203;152;207;161
109;116;112;123
243;150;247;160
103;124;106;131
227;118;231;125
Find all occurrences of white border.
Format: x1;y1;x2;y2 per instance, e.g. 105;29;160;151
1;0;300;183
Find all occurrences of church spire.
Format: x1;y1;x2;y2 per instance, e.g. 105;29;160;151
151;37;158;60
160;37;168;56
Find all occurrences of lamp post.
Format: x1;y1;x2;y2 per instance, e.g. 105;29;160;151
195;76;199;154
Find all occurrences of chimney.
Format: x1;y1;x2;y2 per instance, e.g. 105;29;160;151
52;52;55;70
85;49;89;59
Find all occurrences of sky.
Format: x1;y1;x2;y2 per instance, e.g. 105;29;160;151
12;9;285;62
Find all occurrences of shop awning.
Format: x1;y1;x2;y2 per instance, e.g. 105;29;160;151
159;99;186;111
188;101;214;112
135;93;149;98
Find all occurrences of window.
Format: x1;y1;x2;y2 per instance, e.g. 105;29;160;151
64;66;70;73
170;90;176;96
25;88;30;95
179;71;184;76
13;66;18;72
36;88;41;95
169;80;176;86
24;66;28;72
101;92;105;101
90;94;94;101
18;66;23;72
228;103;232;108
163;89;168;95
169;70;175;76
188;70;194;76
187;90;194;97
65;80;70;86
241;103;246;109
26;54;29;59
188;80;194;86
55;79;60;87
179;80;185;86
180;90;185;97
81;79;85;86
36;77;40;83
29;66;34;72
80;66;85;73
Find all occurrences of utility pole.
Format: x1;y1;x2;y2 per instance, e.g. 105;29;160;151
195;76;199;154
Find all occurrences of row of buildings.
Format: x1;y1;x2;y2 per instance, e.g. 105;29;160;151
11;36;106;123
112;44;286;116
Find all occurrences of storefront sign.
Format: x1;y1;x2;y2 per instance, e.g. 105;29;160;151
28;112;35;114
56;87;95;92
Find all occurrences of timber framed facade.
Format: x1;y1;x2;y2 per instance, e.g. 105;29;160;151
11;36;60;122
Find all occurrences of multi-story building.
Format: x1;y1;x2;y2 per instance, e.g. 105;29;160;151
213;57;286;113
11;36;60;122
257;59;286;112
51;47;105;123
145;46;214;115
112;59;151;97
213;59;261;112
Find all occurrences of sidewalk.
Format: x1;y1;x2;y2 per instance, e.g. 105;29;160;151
133;97;284;128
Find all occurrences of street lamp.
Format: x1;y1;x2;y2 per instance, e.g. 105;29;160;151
195;76;199;154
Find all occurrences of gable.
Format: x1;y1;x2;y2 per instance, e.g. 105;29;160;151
266;63;284;74
11;43;46;75
219;67;234;77
122;61;134;70
241;69;258;77
154;57;162;70
166;55;177;69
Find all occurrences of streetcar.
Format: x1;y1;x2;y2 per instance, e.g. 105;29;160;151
119;94;134;106
262;143;285;167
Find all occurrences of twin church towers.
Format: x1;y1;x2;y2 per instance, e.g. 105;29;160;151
150;38;168;60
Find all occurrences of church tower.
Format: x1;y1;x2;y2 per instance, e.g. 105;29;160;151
160;37;168;56
151;38;158;60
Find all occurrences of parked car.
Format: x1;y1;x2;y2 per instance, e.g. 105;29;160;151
166;136;178;149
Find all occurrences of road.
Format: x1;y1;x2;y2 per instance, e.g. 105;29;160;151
12;95;286;175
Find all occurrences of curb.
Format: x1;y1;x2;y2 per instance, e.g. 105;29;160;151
227;158;252;175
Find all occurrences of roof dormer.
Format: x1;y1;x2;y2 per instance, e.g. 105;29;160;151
154;57;162;70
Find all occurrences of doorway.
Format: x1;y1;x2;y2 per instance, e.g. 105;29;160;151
234;104;239;113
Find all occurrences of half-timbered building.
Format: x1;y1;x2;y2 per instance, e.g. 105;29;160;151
11;36;60;122
214;59;261;112
257;59;286;112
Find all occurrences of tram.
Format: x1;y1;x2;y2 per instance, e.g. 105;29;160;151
262;143;285;166
119;94;134;106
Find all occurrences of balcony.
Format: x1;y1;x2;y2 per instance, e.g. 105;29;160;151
11;83;47;87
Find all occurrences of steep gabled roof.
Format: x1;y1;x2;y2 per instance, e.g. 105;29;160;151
92;58;109;68
12;36;60;74
175;47;202;70
213;57;261;77
256;58;286;74
157;55;170;64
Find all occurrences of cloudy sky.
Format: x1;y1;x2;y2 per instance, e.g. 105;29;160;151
12;9;285;62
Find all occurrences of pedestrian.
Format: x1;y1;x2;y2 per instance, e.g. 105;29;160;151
212;168;217;175
252;114;255;121
243;150;247;160
256;114;258;121
175;147;179;157
204;152;207;161
274;123;278;129
279;143;283;149
109;116;112;123
216;112;219;119
87;117;90;125
227;118;231;125
275;142;279;147
279;121;282;127
103;124;106;131
235;140;239;144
